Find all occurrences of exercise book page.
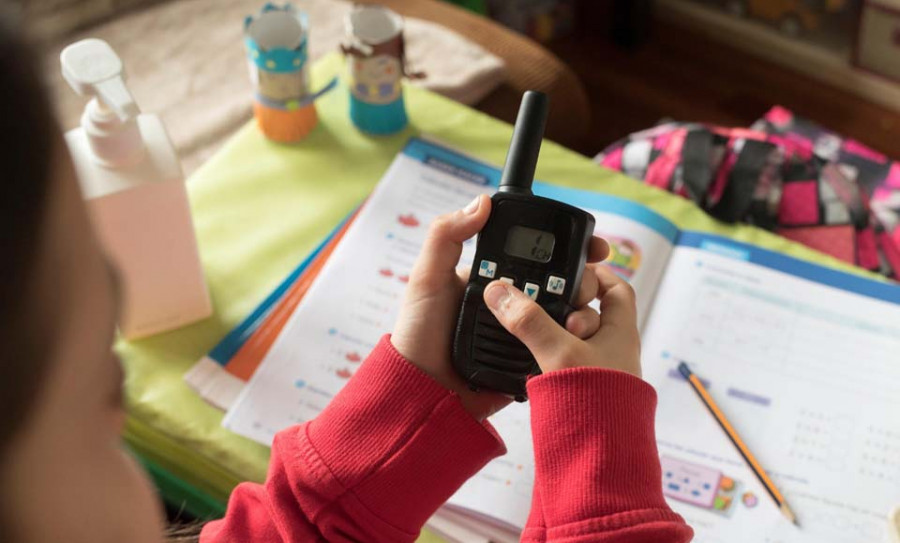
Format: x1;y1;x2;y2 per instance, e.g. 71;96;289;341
641;231;900;543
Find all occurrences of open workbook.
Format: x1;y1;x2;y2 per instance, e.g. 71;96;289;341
215;138;899;542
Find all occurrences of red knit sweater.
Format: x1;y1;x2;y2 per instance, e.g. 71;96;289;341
202;336;692;542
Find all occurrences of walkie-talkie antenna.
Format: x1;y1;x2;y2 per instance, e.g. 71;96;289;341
499;91;548;195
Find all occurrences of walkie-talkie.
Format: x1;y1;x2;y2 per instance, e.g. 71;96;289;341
452;91;595;401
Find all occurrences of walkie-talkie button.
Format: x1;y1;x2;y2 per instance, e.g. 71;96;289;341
523;282;539;300
478;260;497;279
499;276;515;285
546;275;566;295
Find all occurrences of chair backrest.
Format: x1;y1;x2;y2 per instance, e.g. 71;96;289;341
356;0;592;150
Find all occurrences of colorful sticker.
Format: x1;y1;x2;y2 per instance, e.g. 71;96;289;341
742;491;759;508
660;456;743;517
602;236;642;280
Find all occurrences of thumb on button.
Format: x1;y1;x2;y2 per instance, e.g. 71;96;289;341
483;281;574;366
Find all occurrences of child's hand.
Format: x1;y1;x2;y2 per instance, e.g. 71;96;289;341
391;194;504;421
483;263;642;378
391;195;611;420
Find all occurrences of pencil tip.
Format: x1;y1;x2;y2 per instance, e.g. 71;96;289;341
677;362;691;378
781;503;799;527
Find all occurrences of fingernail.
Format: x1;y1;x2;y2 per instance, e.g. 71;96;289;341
463;196;480;214
484;282;511;312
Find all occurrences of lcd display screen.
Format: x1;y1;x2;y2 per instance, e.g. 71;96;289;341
504;225;555;263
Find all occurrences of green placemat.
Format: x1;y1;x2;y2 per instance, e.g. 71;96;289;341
121;52;881;538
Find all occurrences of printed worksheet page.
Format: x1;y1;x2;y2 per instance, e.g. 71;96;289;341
641;232;900;543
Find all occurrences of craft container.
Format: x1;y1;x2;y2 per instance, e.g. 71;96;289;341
245;4;318;142
342;5;411;135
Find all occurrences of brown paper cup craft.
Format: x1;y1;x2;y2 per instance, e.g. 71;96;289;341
341;5;423;135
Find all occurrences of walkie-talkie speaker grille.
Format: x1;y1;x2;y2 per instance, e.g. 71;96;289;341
472;306;536;373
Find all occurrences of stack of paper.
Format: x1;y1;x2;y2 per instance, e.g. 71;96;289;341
183;211;357;410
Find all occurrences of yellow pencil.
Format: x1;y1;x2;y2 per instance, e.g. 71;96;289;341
677;362;799;526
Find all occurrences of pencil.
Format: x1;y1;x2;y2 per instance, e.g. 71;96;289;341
677;362;799;527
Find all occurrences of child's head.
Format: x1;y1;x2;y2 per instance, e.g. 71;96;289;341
0;10;165;543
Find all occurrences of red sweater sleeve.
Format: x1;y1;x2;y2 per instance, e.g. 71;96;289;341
201;335;506;543
520;368;693;543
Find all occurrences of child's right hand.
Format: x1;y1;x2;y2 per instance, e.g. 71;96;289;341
483;264;642;378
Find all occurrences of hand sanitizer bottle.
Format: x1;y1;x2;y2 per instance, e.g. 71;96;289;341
61;38;212;339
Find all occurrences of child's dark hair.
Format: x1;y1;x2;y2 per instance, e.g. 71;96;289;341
0;5;59;459
0;6;65;541
0;8;203;542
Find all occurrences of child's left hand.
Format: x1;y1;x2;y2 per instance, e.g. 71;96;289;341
391;194;610;421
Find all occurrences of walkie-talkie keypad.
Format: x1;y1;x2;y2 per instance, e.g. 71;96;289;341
478;268;567;298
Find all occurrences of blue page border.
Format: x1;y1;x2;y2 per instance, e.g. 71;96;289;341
678;231;900;305
402;138;679;242
403;138;500;187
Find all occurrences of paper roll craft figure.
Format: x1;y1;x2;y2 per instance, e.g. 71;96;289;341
245;3;336;142
341;6;422;135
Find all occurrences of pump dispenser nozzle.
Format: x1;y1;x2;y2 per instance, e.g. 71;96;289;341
61;38;139;121
61;39;145;167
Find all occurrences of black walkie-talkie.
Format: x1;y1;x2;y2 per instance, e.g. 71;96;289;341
452;91;595;401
